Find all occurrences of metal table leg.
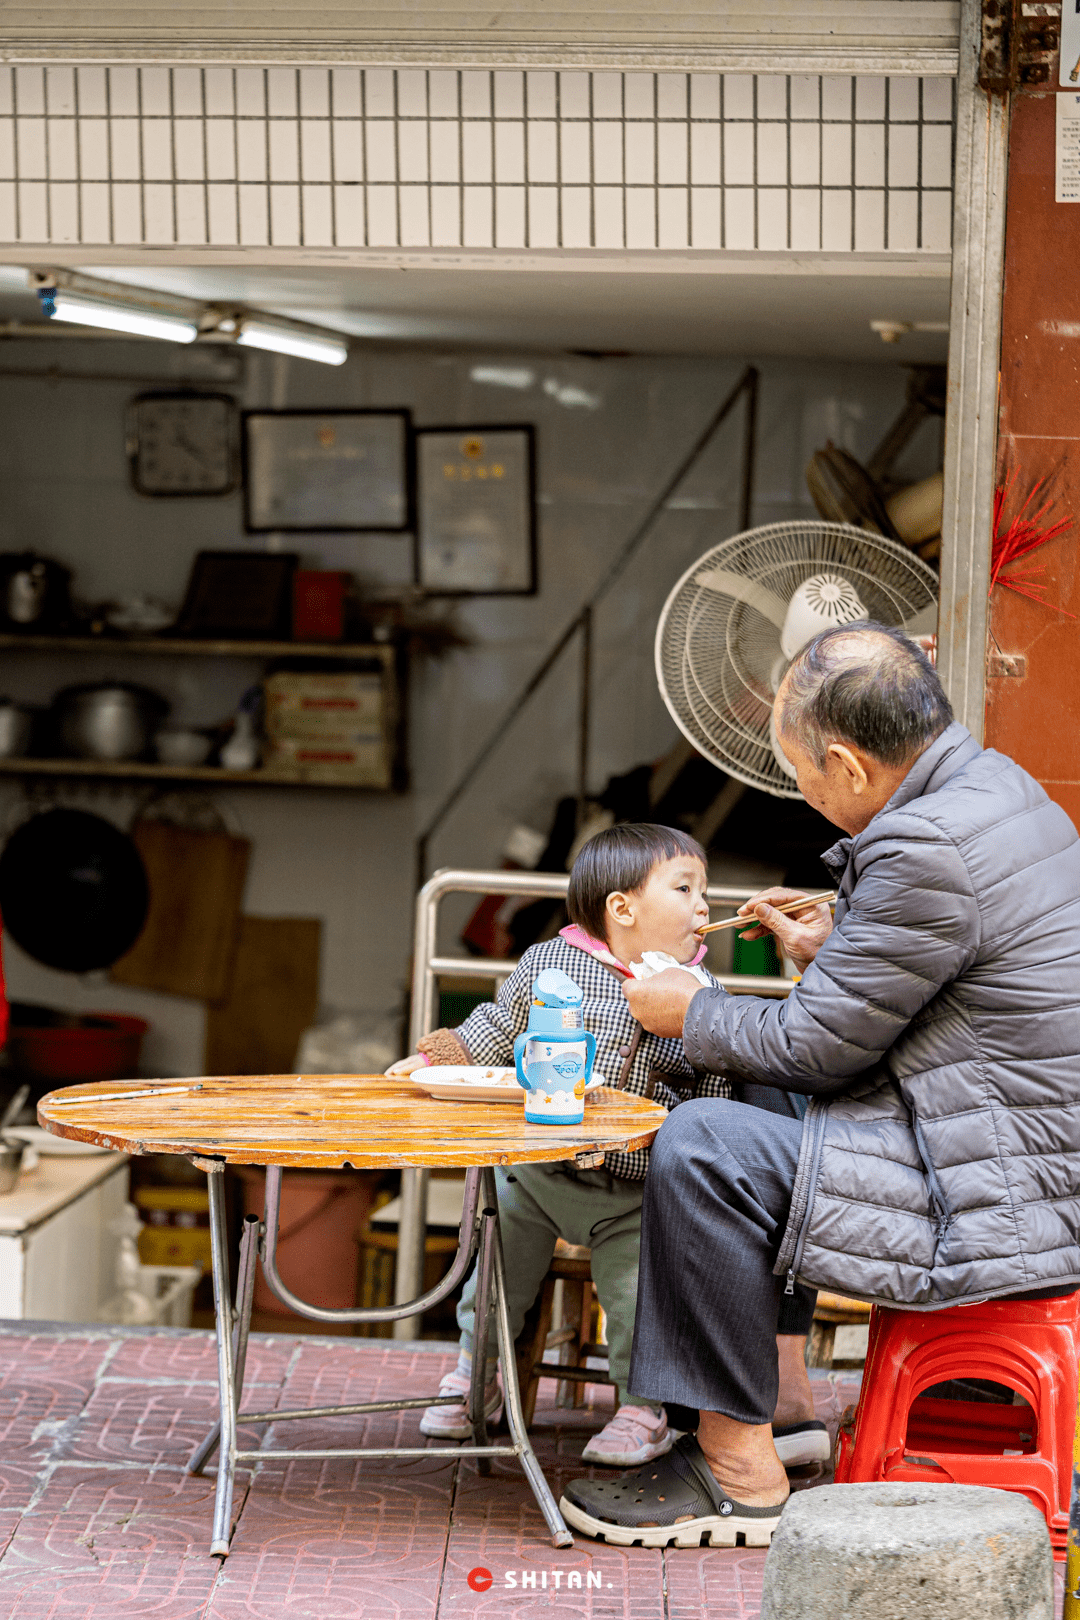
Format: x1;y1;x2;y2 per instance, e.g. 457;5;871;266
205;1164;238;1557
483;1167;574;1548
198;1160;572;1555
467;1194;497;1471
189;1211;260;1478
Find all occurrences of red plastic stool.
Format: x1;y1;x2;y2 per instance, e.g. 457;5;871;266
834;1291;1080;1555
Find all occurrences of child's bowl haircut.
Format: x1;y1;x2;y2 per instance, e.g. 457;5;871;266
566;823;707;943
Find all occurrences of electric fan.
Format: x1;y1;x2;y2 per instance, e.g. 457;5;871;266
654;521;939;799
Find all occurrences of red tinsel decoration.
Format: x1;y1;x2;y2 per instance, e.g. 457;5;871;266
991;473;1075;618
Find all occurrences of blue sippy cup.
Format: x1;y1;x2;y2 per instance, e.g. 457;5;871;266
513;968;597;1125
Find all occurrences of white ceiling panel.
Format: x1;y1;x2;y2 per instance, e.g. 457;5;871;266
0;257;950;362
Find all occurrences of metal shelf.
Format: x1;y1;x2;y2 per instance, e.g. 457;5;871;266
0;755;391;790
0;638;401;791
0;634;393;663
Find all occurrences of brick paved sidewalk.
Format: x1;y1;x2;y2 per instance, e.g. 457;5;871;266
0;1324;1061;1619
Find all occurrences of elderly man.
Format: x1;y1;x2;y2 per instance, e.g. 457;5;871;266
559;621;1080;1548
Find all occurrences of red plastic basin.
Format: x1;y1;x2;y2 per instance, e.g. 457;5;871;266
9;1015;149;1081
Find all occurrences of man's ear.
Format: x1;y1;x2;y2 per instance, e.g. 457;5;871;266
827;742;869;795
606;890;635;932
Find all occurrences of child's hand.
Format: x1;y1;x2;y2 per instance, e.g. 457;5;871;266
385;1053;428;1077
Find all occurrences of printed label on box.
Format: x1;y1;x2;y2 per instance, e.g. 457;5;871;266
265;735;391;786
264;671;385;737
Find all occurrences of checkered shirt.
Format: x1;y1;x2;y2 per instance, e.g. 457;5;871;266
455;936;731;1180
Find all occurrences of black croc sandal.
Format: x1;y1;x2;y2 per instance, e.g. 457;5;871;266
772;1419;832;1468
559;1433;787;1549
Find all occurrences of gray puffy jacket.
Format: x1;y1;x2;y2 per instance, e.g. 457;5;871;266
683;722;1080;1307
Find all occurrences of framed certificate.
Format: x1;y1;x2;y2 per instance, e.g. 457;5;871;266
415;426;536;596
243;409;411;532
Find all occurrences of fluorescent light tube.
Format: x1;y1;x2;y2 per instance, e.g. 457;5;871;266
236;320;348;366
49;291;198;344
470;365;535;389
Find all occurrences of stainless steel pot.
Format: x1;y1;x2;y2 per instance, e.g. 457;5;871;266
0;1143;25;1194
0;700;31;759
55;684;168;762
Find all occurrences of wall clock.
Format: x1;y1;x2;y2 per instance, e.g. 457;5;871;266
127;391;240;497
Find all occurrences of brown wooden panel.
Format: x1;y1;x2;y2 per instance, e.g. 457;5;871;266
203;917;321;1077
110;821;250;1002
986;92;1080;824
36;1075;668;1169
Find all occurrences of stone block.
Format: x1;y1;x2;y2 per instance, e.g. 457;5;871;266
760;1481;1053;1620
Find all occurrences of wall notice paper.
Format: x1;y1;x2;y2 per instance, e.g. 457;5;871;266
1057;93;1080;201
1061;0;1080;86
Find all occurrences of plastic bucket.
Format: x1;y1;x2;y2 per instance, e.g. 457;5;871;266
238;1167;378;1316
8;1014;149;1080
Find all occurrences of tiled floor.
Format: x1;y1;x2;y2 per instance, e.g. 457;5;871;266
0;1324;1062;1620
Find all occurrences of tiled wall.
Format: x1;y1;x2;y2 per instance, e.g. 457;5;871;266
0;65;954;251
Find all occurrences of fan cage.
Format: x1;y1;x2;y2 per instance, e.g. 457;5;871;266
654;521;939;799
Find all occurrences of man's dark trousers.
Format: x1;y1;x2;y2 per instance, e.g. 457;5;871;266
628;1097;808;1427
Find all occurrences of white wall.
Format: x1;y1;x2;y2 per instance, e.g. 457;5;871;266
0;331;940;1073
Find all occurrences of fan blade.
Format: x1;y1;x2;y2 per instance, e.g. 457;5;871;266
769;711;799;780
902;603;938;638
694;567;788;630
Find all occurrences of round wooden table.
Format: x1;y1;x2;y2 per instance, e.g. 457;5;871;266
39;1074;668;1555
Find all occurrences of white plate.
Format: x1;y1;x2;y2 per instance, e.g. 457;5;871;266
7;1126;115;1157
406;1065;606;1104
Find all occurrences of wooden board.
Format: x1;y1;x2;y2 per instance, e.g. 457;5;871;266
110;820;250;1001
203;917;321;1076
36;1075;668;1171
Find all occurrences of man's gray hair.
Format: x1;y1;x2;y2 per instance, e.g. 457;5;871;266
779;620;953;770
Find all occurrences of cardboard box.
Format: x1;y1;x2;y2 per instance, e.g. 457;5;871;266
264;735;392;787
134;1185;209;1216
138;1225;213;1271
264;671;385;738
135;1185;212;1269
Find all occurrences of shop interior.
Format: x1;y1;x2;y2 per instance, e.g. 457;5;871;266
0;256;948;1335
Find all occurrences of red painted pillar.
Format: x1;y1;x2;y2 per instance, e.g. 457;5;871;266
986;93;1080;827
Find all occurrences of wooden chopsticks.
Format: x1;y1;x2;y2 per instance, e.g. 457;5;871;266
696;891;836;937
48;1084;205;1107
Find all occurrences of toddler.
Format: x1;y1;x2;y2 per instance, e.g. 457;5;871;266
388;823;729;1466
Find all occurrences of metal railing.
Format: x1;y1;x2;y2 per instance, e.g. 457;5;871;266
392;864;792;1337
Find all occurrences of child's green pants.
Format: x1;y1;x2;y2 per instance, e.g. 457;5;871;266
456;1159;659;1412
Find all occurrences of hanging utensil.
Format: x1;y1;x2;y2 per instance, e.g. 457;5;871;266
0;1084;30;1135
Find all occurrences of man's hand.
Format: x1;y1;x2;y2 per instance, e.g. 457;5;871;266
735;887;833;974
623;968;703;1038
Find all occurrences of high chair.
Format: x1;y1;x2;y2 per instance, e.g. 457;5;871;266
514;1240;616;1425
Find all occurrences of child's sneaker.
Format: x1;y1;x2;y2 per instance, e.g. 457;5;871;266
419;1364;503;1440
580;1404;676;1466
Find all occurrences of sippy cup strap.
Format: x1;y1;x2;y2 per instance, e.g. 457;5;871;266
615;1024;643;1090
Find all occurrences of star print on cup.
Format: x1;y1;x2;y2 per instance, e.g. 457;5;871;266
467;1568;493;1591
